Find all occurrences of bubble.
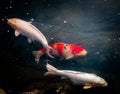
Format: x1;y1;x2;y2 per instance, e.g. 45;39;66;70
1;18;5;21
51;37;54;40
114;56;117;59
17;76;20;79
104;0;107;2
115;52;118;54
7;30;10;32
25;2;28;5
107;38;111;41
30;18;34;21
10;0;13;4
96;51;100;54
49;25;52;28
117;13;120;15
48;4;51;6
5;7;9;10
64;20;67;23
26;12;29;15
92;5;94;8
10;6;12;8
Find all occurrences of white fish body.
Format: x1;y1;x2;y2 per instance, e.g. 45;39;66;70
7;18;54;58
45;63;108;89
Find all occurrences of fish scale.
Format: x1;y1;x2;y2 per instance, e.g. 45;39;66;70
56;43;64;56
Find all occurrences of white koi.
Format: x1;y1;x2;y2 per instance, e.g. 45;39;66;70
45;63;108;89
7;18;54;58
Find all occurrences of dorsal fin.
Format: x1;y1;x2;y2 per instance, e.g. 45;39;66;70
62;70;83;74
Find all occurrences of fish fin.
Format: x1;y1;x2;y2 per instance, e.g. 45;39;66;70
83;85;93;89
46;63;58;72
46;46;54;58
44;63;58;76
44;72;55;76
32;51;43;63
15;30;21;37
65;55;73;60
61;76;67;79
28;38;32;43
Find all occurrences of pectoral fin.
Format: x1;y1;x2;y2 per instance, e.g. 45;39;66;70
61;76;67;79
15;30;21;37
44;72;55;76
65;56;73;60
28;38;32;43
32;51;42;63
83;85;93;89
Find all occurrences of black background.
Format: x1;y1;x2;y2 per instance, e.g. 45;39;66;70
0;0;120;93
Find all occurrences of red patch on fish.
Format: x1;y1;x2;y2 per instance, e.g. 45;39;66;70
57;43;64;56
40;48;46;52
50;43;64;56
70;44;84;55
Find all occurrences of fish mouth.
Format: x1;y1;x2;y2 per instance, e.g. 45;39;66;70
76;50;87;56
100;81;108;87
82;50;87;56
7;18;16;28
103;82;108;87
7;18;17;24
7;19;11;25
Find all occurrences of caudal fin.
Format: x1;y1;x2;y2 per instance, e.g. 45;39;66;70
44;63;58;76
46;46;54;58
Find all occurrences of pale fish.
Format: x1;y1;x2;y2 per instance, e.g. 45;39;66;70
7;18;54;58
45;63;108;89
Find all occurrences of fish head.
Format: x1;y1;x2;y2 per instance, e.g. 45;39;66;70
94;77;108;87
7;18;18;29
70;44;87;57
7;18;24;29
98;78;108;87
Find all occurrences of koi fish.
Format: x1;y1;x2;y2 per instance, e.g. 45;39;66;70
7;18;54;58
45;63;108;89
32;42;87;62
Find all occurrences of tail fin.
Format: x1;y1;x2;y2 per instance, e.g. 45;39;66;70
44;63;58;76
32;50;43;63
46;46;54;58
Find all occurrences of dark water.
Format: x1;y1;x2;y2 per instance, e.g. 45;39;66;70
0;0;120;93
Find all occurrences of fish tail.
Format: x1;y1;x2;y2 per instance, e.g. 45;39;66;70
44;63;58;76
46;46;54;58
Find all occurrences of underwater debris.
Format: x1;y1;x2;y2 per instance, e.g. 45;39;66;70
0;88;6;94
22;89;43;94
